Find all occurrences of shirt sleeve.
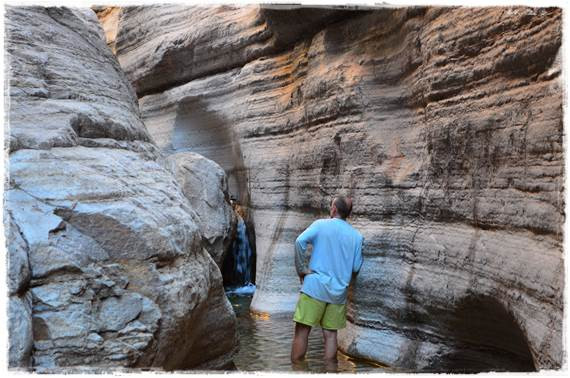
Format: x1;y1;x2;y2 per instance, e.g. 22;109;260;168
294;220;320;276
353;235;364;274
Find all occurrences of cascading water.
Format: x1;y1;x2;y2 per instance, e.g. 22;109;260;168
223;215;255;295
235;216;253;283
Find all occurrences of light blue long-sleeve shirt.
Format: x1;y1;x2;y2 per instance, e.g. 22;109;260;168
295;218;364;304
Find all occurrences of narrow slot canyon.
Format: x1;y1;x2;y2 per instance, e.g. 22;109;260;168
4;4;563;374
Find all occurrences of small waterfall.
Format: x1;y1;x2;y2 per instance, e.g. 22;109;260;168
224;215;255;295
234;216;253;284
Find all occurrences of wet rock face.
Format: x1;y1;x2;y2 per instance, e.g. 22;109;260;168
113;5;563;372
5;6;236;371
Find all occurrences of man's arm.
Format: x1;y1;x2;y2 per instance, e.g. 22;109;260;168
348;237;364;288
352;236;364;274
295;221;319;283
295;243;311;284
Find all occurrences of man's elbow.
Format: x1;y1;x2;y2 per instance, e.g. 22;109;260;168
350;271;359;286
352;261;363;275
295;238;305;251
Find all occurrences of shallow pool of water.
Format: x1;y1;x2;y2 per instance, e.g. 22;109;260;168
227;294;386;373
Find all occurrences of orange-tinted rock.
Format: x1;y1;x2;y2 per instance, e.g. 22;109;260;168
93;6;121;54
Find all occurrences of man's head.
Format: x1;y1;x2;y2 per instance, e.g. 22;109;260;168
330;196;353;220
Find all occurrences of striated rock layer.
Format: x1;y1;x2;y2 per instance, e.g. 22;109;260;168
4;6;237;371
113;5;563;372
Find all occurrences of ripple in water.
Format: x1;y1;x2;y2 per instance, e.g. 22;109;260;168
228;294;386;373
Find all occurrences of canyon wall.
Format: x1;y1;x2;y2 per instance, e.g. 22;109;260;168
111;5;563;372
4;6;237;371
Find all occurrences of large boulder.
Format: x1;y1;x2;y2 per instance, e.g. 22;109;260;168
163;152;237;268
113;5;563;372
4;6;237;371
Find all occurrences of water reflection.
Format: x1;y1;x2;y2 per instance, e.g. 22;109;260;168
228;294;384;373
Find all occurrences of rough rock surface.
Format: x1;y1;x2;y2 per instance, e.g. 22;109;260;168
92;6;121;54
163;152;237;268
114;5;563;372
114;5;346;98
6;213;33;368
5;6;237;371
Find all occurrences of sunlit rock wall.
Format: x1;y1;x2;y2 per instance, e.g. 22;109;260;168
92;6;121;54
112;5;563;371
4;6;237;371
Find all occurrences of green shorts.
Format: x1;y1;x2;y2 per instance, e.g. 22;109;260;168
293;292;347;330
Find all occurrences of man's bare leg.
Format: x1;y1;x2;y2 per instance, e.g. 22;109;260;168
322;328;338;361
291;322;312;362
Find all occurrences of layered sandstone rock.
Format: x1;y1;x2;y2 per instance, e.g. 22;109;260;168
5;6;237;371
114;5;345;97
113;5;563;372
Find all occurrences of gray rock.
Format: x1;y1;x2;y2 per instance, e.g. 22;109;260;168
6;214;31;295
32;281;83;310
164;152;237;267
5;6;149;152
98;293;143;332
8;293;33;368
33;303;95;340
5;5;237;371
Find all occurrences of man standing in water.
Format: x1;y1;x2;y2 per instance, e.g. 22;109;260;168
290;196;364;365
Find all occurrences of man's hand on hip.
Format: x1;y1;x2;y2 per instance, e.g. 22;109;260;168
299;270;313;284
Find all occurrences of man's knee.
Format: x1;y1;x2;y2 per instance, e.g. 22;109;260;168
295;322;312;334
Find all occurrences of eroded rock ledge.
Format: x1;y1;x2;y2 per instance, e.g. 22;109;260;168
110;5;562;372
5;6;237;371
